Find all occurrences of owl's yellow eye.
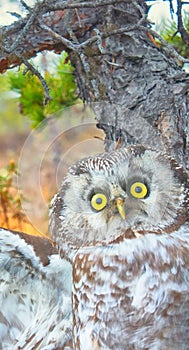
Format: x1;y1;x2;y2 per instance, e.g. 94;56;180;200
91;193;108;211
130;182;148;199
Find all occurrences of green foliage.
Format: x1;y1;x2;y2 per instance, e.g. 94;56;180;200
160;11;189;58
0;73;27;134
9;53;78;128
0;74;10;92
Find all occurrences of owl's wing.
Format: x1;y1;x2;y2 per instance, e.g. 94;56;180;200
0;228;72;350
73;227;189;350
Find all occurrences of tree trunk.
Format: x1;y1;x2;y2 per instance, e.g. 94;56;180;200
0;0;188;168
68;1;189;169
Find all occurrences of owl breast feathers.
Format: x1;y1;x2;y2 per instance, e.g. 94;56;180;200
49;145;189;350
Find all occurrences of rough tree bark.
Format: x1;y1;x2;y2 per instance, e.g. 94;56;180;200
0;0;188;168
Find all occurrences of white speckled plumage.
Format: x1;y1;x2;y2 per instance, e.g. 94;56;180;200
49;145;188;349
72;225;189;349
0;145;188;349
0;228;72;349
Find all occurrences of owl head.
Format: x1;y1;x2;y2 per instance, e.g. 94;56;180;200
49;146;188;254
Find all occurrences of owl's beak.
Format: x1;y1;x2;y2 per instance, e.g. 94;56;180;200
116;197;126;220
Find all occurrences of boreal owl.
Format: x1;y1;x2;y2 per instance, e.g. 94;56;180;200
49;145;189;350
0;146;188;350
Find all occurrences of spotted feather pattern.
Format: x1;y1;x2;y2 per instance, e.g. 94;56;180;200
0;146;188;349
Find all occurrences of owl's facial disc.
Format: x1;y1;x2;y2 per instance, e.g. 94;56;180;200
49;146;188;251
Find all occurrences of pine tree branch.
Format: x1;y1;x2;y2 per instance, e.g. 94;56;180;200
20;55;51;104
0;2;99;73
20;0;31;12
149;29;189;65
